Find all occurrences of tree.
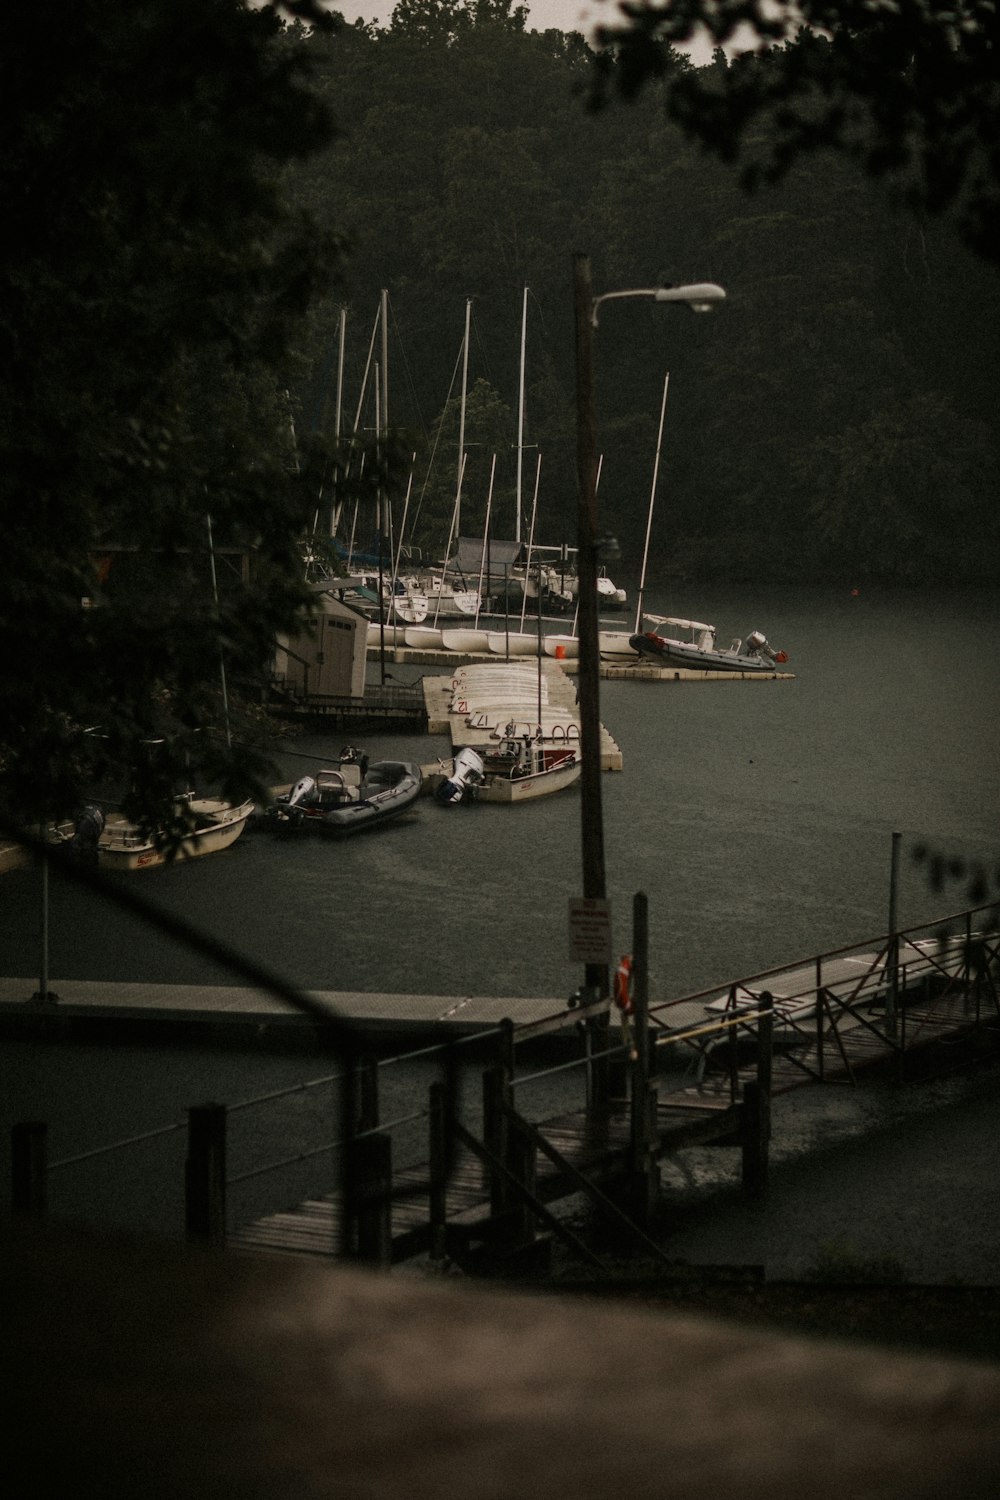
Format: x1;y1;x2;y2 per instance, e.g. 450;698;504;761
592;2;1000;266
0;0;351;836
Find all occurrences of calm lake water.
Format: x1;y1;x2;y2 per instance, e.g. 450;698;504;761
3;582;998;1272
4;582;996;999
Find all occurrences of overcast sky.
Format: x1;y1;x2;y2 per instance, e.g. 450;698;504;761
336;2;605;34
336;3;723;63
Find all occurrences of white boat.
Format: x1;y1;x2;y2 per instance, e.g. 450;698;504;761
543;634;579;660
486;630;542;657
440;627;491;653
434;735;582;805
390;583;429;623
419;574;479;618
66;794;255;872
629;617;789;674
404;625;445;650
452;683;550;716
487;713;579;741
598;628;641;660
367;619;410;649
451;662;540;687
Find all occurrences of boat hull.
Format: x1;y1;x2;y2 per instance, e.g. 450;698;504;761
404;626;445;651
477;750;581;803
440;628;491;653
543;634;579;660
97;799;254;871
628;633;781;674
486;631;542;657
316;762;422;834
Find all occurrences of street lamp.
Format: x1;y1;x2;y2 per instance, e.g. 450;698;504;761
573;253;726;997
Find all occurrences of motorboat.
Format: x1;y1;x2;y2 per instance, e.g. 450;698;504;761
435;734;581;805
267;749;422;836
628;617;788;674
63;794;255;872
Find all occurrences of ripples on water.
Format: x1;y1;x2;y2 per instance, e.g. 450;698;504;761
3;585;997;1251
5;584;995;1001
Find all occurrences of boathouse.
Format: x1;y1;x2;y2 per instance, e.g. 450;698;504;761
273;586;366;701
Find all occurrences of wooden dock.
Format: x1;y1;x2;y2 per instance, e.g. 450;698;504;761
225;911;999;1268
10;905;997;1270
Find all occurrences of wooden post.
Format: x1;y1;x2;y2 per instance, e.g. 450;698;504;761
483;1020;514;1210
629;891;652;1169
885;830;901;1040
428;1081;448;1261
357;1053;380;1132
12;1121;47;1219
756;991;773;1143
814;956;825;1080
353;1132;393;1268
505;1118;538;1248
741;1081;768;1199
611;893;660;1223
185;1103;226;1244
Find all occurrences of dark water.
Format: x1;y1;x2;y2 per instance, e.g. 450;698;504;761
4;583;996;998
3;583;998;1274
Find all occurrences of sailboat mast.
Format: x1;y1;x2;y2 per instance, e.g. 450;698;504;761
206;512;231;750
380;287;390;542
519;454;542;632
515;283;527;545
328;305;346;537
634;372;669;634
475;454;497;627
456;297;471;540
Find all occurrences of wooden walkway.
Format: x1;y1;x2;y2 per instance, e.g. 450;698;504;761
227;1090;747;1264
228;920;999;1267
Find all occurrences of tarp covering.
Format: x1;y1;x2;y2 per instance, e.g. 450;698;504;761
450;536;527;575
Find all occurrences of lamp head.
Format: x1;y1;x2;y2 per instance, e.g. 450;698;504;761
654;283;727;312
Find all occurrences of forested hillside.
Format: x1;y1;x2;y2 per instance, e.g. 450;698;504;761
287;5;1000;586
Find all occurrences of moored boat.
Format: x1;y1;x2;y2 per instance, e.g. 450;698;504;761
543;634;579;660
440;627;491;653
66;794;255;872
404;625;445;651
434;734;581;805
629;618;788;674
267;749;422;836
486;630;541;657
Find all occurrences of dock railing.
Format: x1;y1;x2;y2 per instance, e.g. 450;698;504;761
9;834;998;1266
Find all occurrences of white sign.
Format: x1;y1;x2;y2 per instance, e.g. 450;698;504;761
568;897;612;964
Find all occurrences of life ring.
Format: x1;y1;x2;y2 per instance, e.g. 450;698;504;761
613;954;634;1015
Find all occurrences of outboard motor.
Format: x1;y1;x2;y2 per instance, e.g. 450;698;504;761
70;803;105;864
435;749;485;805
286;775;317;809
744;630;771;657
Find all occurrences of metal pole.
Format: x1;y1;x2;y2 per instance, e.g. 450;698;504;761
887;830;901;1037
37;827;51;1003
573;253;608;999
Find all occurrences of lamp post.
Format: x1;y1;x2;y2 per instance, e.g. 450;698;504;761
572;253;725;997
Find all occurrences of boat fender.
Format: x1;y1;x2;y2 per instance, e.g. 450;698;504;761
613;954;634;1015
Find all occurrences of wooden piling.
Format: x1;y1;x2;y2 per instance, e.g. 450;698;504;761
185;1103;226;1244
12;1121;47;1219
353;1133;393;1268
428;1081;448;1261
